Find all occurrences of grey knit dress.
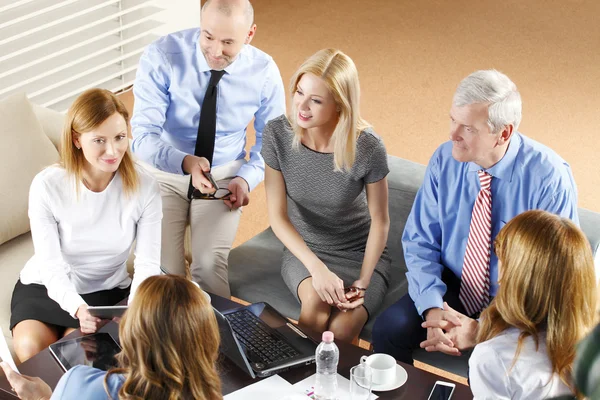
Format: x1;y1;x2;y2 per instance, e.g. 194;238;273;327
261;115;391;319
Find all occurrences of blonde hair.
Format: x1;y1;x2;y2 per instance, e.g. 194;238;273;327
477;210;597;396
105;275;222;399
61;88;138;196
289;48;370;171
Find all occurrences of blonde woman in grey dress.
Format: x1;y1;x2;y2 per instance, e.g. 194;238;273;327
261;49;391;342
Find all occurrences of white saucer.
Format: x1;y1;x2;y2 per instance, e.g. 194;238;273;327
371;364;408;392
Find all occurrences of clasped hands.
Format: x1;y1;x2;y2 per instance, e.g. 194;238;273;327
187;155;249;209
311;264;366;312
420;302;478;356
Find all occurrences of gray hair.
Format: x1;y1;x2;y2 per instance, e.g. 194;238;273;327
201;0;254;28
453;70;522;133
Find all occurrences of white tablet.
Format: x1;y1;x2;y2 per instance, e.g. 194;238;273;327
87;305;128;319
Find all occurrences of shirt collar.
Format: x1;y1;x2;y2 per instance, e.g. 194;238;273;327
194;28;246;75
466;132;522;182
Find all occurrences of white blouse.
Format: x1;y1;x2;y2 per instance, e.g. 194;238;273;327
469;327;573;400
20;165;162;318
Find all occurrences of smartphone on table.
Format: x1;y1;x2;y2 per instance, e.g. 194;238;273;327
427;380;456;400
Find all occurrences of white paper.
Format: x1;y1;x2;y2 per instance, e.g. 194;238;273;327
0;328;19;374
292;373;379;399
224;374;297;400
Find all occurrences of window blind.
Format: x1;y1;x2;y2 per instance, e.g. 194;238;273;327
0;0;164;112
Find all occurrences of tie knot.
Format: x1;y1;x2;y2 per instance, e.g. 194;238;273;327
209;70;226;87
477;170;492;189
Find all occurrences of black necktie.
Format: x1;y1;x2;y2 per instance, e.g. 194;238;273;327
188;69;226;199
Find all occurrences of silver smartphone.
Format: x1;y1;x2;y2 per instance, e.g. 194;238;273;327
202;170;219;190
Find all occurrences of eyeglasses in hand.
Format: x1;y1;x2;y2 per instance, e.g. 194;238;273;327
191;188;231;200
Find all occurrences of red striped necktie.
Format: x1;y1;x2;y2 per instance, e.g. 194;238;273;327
459;170;492;316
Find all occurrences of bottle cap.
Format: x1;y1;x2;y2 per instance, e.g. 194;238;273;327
322;331;334;343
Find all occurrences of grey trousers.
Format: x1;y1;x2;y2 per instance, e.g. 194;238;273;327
139;159;243;298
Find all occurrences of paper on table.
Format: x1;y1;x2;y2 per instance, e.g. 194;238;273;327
0;327;19;374
292;373;379;399
224;374;299;400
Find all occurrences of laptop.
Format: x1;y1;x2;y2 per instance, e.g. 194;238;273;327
214;302;318;378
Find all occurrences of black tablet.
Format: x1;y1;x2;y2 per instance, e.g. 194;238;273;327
49;332;121;372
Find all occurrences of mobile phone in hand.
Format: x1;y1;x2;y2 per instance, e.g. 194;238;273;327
202;170;219;190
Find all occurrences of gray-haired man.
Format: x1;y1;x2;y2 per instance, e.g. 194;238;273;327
372;70;578;364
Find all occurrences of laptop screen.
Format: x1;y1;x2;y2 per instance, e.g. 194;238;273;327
213;307;256;378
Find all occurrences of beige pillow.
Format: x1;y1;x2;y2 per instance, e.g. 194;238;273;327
0;93;60;246
31;102;65;152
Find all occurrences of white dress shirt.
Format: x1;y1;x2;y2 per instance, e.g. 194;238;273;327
469;327;573;399
19;165;162;318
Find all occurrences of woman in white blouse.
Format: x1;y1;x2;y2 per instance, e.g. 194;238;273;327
10;88;162;362
469;210;597;399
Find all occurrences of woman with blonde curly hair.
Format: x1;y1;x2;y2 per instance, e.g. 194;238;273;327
2;274;222;400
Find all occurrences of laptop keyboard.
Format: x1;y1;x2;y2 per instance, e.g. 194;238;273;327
225;309;300;364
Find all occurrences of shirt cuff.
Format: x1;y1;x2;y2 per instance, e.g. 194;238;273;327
65;293;87;319
236;166;263;192
414;290;444;318
169;148;189;175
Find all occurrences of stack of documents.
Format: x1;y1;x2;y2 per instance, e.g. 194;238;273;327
224;373;378;399
0;327;19;373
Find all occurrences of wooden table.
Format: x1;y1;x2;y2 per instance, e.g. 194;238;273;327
0;295;473;399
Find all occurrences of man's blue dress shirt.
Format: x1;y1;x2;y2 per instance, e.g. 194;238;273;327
131;28;286;191
402;133;579;316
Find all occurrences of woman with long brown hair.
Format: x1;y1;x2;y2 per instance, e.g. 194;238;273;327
9;88;162;362
2;275;222;399
468;210;597;399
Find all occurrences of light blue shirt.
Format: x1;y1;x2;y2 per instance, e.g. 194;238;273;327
51;366;124;399
131;28;286;191
403;133;579;316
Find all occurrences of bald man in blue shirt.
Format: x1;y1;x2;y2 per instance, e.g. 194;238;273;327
372;70;578;365
131;0;285;297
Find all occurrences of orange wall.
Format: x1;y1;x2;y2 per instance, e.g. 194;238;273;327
123;0;600;247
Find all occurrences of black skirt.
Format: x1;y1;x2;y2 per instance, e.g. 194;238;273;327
10;279;130;331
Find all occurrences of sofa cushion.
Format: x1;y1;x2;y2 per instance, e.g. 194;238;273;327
0;232;34;358
31;102;65;152
0;93;59;246
580;208;600;263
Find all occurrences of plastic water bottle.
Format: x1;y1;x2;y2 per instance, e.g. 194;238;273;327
314;331;339;400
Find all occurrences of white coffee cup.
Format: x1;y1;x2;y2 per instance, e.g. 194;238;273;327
360;354;396;385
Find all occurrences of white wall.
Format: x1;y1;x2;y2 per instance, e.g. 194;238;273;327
154;0;201;36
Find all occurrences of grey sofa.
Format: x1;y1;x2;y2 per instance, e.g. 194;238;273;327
228;155;600;378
